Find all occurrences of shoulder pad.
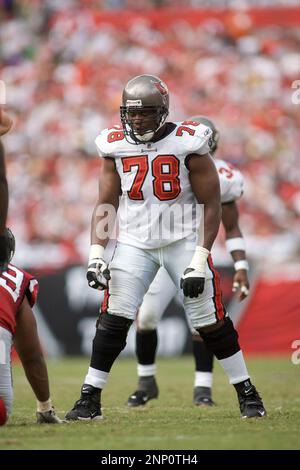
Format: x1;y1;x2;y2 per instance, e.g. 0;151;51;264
175;121;213;156
19;267;39;307
4;265;39;307
95;125;125;157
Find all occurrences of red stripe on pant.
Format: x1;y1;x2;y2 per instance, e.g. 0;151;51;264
208;255;225;320
101;289;109;313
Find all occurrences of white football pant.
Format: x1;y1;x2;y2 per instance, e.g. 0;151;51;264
104;239;226;329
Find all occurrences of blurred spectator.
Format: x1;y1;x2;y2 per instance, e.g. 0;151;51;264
0;2;299;268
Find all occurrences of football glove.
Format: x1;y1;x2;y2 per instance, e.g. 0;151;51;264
87;244;110;290
180;268;205;298
180;246;209;299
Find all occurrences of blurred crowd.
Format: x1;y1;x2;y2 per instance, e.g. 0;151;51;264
1;1;299;13
0;1;299;268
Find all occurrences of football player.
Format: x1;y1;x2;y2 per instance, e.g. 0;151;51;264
66;75;266;421
0;229;64;425
127;116;250;408
0;109;13;272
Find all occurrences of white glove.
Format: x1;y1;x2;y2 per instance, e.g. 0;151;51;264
86;244;110;290
180;247;209;298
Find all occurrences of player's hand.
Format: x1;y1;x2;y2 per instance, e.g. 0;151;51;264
180;268;205;298
232;270;250;301
36;408;67;424
87;257;110;290
0;109;13;136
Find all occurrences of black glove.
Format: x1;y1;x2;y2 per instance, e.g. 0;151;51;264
180;268;205;298
86;257;111;290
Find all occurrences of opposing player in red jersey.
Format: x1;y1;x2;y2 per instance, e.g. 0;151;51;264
0;229;64;425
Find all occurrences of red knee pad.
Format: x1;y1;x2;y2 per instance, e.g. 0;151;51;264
0;397;7;426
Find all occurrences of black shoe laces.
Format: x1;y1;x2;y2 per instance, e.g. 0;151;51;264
239;388;263;408
74;395;96;409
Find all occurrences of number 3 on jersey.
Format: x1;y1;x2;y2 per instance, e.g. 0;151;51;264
122;155;181;201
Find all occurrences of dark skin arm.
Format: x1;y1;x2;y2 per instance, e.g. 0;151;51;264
91;158;121;248
221;201;249;301
0;140;8;235
188;153;221;251
0;110;13;269
14;296;50;402
0;109;13;234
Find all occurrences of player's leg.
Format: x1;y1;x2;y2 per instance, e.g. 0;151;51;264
128;267;177;407
165;240;266;418
0;327;13;425
65;243;159;421
185;310;215;406
192;335;215;406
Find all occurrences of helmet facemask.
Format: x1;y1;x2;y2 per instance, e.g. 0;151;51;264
6;228;15;263
120;104;168;144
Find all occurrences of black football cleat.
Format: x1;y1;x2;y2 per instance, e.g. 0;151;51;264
194;386;216;406
237;384;266;418
65;384;102;421
127;377;159;407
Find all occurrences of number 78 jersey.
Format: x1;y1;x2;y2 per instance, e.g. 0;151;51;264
95;121;212;249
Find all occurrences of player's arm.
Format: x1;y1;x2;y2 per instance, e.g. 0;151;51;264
0;140;8;235
189;153;221;250
14;296;63;423
0;110;13;270
222;201;250;301
87;157;121;290
180;153;221;298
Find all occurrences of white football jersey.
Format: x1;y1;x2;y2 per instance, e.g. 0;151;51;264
95;121;212;249
215;159;244;204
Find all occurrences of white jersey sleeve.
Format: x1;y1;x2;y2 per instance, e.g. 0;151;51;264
95;125;125;157
215;159;244;203
179;122;212;156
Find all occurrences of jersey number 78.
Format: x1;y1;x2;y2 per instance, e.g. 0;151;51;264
121;154;181;201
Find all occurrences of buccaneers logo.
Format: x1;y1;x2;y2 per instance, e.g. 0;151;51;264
154;81;168;96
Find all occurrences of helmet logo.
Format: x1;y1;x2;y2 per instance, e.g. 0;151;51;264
154;81;168;96
126;99;142;107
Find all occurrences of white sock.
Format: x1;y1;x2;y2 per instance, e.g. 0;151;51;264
194;371;213;388
84;367;108;389
218;350;250;385
137;363;156;377
37;398;52;413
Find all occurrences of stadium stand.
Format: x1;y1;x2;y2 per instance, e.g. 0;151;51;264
1;1;299;355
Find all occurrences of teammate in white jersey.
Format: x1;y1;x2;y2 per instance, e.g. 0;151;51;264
127;116;251;408
65;75;266;421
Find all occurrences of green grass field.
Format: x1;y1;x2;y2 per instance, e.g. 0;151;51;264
0;356;299;450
